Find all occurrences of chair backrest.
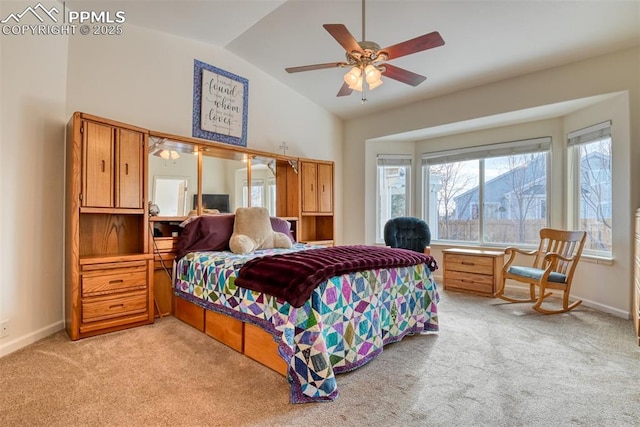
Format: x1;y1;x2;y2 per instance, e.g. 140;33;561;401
533;228;587;277
383;217;431;253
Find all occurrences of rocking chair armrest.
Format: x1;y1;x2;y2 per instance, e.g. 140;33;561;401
543;252;576;264
503;246;538;270
505;247;538;256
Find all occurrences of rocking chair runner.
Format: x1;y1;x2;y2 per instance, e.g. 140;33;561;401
496;228;587;314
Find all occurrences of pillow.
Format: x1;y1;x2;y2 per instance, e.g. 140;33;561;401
270;217;295;243
176;214;235;259
230;207;292;254
179;209;221;227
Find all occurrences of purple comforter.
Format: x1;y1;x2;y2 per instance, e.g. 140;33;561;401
235;245;431;308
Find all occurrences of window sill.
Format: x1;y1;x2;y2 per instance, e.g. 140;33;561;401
430;243;614;266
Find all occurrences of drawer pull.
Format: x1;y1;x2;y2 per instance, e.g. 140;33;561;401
109;303;125;309
461;261;475;266
109;279;124;284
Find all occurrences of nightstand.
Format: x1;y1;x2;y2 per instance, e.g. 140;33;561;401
442;248;505;297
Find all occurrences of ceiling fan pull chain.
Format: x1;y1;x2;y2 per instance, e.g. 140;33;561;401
361;81;367;103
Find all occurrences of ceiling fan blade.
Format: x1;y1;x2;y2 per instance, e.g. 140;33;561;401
323;24;362;54
380;31;445;60
285;62;346;73
337;82;353;97
381;63;427;86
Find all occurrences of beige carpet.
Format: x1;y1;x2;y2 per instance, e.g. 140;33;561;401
1;291;639;427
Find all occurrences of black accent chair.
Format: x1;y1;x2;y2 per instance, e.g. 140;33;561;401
383;217;431;254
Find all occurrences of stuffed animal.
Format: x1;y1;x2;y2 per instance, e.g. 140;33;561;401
229;207;292;254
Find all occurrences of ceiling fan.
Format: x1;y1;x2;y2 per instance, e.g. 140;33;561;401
285;0;445;100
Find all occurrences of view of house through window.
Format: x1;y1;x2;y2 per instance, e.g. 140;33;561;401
426;159;479;242
569;122;612;256
376;155;411;242
423;138;550;246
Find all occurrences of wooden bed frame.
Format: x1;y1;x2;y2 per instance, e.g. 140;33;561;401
174;296;288;376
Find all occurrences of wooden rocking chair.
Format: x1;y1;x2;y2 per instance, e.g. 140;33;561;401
495;228;587;314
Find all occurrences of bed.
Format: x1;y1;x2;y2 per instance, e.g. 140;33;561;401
172;213;440;403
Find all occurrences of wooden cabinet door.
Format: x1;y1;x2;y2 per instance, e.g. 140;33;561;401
82;121;114;208
317;163;333;213
301;161;318;212
116;129;143;209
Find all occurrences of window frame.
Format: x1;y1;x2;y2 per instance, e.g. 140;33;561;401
567;121;613;257
375;154;412;243
422;137;552;247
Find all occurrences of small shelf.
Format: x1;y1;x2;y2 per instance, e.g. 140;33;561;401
301;212;333;217
79;253;153;265
149;216;187;222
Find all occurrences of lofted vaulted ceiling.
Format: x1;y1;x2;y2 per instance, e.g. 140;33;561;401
65;1;640;121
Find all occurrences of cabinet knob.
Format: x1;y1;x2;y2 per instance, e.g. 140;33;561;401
101;160;105;172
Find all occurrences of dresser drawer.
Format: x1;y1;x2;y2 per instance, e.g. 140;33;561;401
154;237;178;252
82;270;147;297
446;270;494;285
445;253;495;275
82;290;148;323
445;279;495;296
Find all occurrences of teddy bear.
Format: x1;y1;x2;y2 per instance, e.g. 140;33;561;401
229;207;292;254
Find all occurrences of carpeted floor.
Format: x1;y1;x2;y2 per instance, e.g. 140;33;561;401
1;290;639;427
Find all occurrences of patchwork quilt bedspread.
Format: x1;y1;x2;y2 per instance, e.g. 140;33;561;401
174;243;440;403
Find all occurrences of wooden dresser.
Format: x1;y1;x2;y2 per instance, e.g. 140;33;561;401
65;112;154;340
634;209;640;345
442;248;505;297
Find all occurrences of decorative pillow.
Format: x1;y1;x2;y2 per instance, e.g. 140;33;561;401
230;207;292;254
270;217;295;243
176;214;235;259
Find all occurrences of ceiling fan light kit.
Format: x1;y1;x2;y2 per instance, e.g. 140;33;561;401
285;0;444;101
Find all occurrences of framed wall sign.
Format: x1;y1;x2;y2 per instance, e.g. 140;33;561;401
192;59;249;147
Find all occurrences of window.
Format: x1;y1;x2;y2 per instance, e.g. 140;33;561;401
568;121;612;256
267;177;276;215
423;137;550;246
242;179;264;208
376;155;411;242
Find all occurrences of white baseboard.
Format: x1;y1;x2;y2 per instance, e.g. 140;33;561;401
433;276;630;319
0;321;64;358
578;298;629;319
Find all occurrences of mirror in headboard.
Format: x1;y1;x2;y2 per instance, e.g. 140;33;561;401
249;155;277;216
148;132;298;220
201;145;248;214
148;137;197;218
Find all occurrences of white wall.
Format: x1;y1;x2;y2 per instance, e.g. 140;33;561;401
0;19;342;356
0;1;69;356
345;47;640;317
